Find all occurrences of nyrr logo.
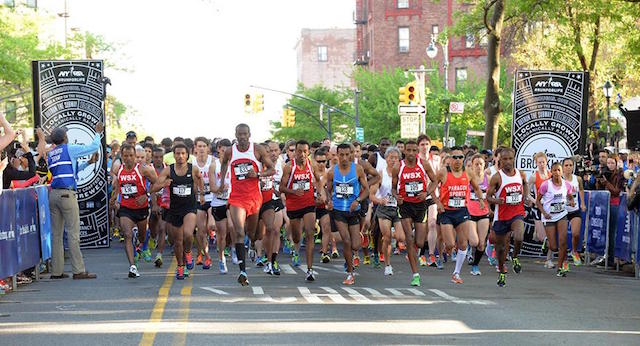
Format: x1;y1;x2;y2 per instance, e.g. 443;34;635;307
534;77;562;88
58;66;85;77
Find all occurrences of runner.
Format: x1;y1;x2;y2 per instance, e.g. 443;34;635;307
417;135;442;268
392;140;438;287
260;141;285;275
433;147;485;284
537;162;575;277
313;148;333;264
370;146;404;276
193;137;216;269
529;151;552;269
151;143;206;280
149;147;169;267
217;124;275;286
210;139;232;274
467;154;490;276
325;143;369;285
562;157;587;266
352;141;380;267
109;143;158;278
279;140;323;281
486;148;529;287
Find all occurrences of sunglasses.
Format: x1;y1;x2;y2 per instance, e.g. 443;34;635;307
452;155;464;160
316;160;327;163
288;148;295;152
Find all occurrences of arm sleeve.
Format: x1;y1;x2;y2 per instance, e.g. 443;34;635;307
68;134;102;161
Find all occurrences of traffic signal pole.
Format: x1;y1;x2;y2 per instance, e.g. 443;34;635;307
285;103;331;139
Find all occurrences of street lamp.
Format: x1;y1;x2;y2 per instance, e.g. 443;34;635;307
603;80;613;146
426;34;451;145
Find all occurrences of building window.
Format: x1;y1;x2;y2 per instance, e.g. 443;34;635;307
26;0;37;9
397;0;409;9
456;68;468;87
465;33;474;48
5;101;17;123
3;0;15;7
318;46;328;62
432;25;439;35
479;29;488;47
398;27;409;53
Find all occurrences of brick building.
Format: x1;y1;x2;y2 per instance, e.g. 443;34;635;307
295;28;356;89
354;0;488;90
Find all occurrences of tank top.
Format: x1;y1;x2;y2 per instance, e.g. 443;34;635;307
194;155;213;202
534;170;551;197
169;163;196;212
211;158;230;207
494;169;526;221
332;162;360;212
439;169;470;210
565;174;580;213
117;163;148;210
468;173;489;216
154;163;170;209
229;142;261;201
376;167;397;207
260;167;274;204
539;179;572;222
285;158;316;211
272;158;283;201
398;159;428;204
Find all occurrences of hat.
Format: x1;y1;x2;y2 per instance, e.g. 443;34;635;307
126;131;137;138
48;127;68;145
619;149;630;155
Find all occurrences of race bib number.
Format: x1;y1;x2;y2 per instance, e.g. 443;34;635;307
261;177;273;191
233;163;251;180
173;185;192;197
202;182;210;194
386;194;397;207
506;192;522;205
448;197;465;208
216;190;229;200
293;180;310;191
121;184;138;196
405;182;423;196
550;202;565;214
336;183;354;199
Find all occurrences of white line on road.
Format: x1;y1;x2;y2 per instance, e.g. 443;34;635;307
407;288;425;296
360;287;385;298
200;287;229;295
342;287;372;303
252;287;264;295
385;288;404;296
280;264;297;274
429;289;466;304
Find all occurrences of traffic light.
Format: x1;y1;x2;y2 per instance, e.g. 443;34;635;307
282;108;296;127
244;93;252;113
252;93;264;113
398;81;417;105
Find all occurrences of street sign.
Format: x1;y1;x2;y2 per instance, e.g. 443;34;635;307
398;104;426;115
355;127;364;142
400;115;420;139
449;102;465;114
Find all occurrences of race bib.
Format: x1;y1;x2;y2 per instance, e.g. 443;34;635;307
405;182;423;196
448;197;466;208
216;190;229;200
121;184;138;196
261;177;273;191
506;192;522;205
233;163;251;180
202;182;210;194
293;180;310;191
336;183;354;199
550;202;565;214
386;194;397;207
173;185;192;197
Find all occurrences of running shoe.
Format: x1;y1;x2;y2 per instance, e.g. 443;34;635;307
590;256;605;266
497;272;506;287
184;267;190;277
128;265;140;278
544;259;555;269
134;245;142;263
571;252;582;266
321;253;331;263
306;269;315;281
471;265;481;276
373;253;381;268
363;255;371;265
331;249;339;259
143;249;153;262
272;261;281;275
410;273;421;287
264;262;272;274
154;253;163;268
467;251;474;265
219;260;228;274
436;257;444;270
488;254;497;266
176;266;185;280
196;253;203;265
452;250;457;261
513;257;522;274
238;271;249;286
283;240;292;255
149;237;156;250
292;252;301;267
248;248;257;262
185;252;194;270
393;247;402;255
442;252;448;263
224;247;230;257
419;255;427;266
563;261;570;272
384;265;393;276
259;255;269;267
343;273;355;285
451;273;464;284
379;252;385;263
556;269;567;277
485;242;493;257
231;248;239;264
427;254;436;267
203;257;212;270
353;255;360;268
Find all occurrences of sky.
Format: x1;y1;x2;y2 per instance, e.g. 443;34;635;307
55;0;355;141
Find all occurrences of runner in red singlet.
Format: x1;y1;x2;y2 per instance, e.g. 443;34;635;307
149;147;169;267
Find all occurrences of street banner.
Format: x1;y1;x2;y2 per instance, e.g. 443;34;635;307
512;70;589;177
15;187;40;271
586;190;610;256
32;60;109;248
0;190;17;279
614;193;633;262
36;186;52;261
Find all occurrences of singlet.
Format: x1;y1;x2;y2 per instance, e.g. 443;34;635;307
376;166;397;207
260;167;274;204
397;159;428;204
229;142;261;201
117;163;148;210
534;170;551;197
332;162;360;212
285;158;316;211
154;163;170;209
539;179;572;222
375;152;387;175
272;158;284;201
439;169;470;211
468;173;489;217
494;169;526;221
194;155;213;202
169;163;196;212
211;157;230;207
565;174;580;213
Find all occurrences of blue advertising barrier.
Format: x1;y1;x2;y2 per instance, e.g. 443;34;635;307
586;190;610;256
615;193;634;262
14;187;40;272
0;190;17;279
36;186;52;261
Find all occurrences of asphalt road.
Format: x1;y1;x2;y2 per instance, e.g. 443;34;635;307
1;242;639;345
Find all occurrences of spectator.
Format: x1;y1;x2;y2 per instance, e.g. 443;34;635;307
2;130;37;189
0;113;15;153
619;149;630;170
593;154;625;265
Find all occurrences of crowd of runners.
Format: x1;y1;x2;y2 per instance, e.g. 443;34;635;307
107;124;586;288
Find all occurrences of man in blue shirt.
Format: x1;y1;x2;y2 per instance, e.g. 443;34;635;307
37;121;104;280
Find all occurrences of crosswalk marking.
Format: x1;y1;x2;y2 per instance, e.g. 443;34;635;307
200;287;229;295
407;288;425;296
280;264;297;274
385;288;404;296
342;287;373;302
298;287;349;303
360;287;385;297
252;287;264;295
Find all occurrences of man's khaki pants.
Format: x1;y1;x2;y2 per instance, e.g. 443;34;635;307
49;189;86;275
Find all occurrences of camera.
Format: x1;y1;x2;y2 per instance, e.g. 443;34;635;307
624;169;637;180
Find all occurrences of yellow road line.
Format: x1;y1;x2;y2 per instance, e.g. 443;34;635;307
139;257;177;346
173;281;193;346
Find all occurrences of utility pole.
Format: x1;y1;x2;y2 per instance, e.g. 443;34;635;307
354;89;360;127
327;108;332;141
406;66;434;134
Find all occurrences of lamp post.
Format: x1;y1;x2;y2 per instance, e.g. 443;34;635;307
426;34;450;145
603;80;613;146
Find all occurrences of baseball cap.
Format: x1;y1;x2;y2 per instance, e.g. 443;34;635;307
619;149;630;155
126;131;137;138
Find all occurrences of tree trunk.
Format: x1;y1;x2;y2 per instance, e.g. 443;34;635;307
483;0;505;150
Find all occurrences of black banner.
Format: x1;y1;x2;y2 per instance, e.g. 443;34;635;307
32;60;109;249
512;70;589;256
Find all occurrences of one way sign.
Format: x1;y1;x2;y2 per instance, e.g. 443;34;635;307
398;104;426;115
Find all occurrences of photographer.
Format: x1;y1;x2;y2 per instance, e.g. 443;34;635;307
2;129;37;190
593;155;624;265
